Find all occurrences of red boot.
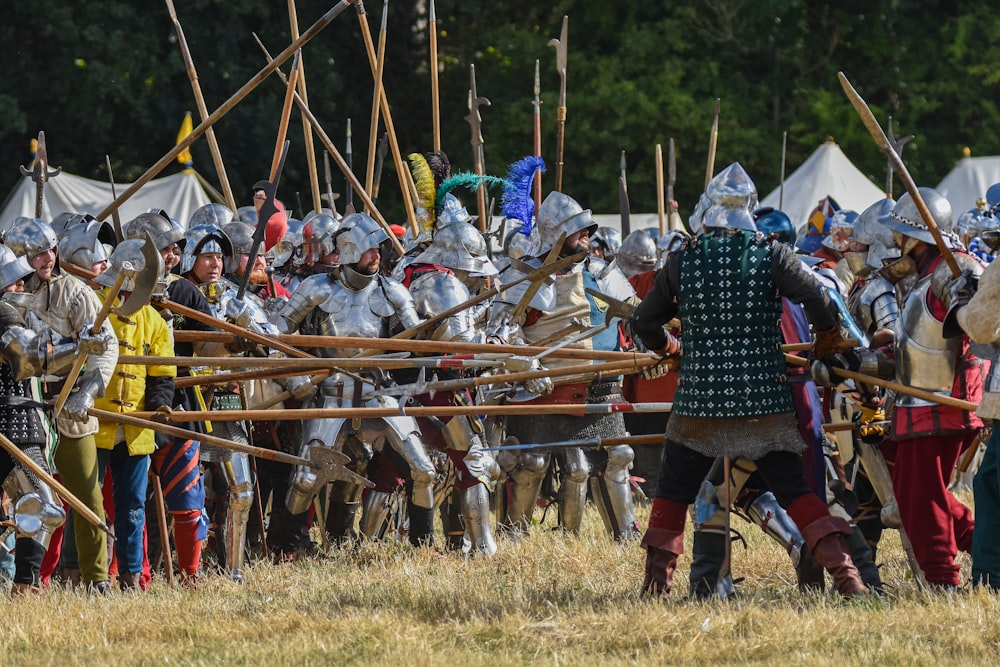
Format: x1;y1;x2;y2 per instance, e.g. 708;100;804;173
641;498;687;598
801;517;868;596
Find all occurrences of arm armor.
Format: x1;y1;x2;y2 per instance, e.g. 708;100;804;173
0;326;83;381
274;273;332;334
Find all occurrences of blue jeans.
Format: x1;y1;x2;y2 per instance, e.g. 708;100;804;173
98;444;150;575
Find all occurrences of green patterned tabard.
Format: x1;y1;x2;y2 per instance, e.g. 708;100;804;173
672;230;793;418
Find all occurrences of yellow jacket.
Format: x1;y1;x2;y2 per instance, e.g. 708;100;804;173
94;293;176;455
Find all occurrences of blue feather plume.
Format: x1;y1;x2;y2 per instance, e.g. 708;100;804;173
501;156;546;235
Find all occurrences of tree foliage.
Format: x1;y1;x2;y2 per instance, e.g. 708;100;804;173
2;1;999;223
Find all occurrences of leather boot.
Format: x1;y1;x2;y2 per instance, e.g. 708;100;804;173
688;531;726;600
119;571;143;592
845;528;883;594
407;504;435;547
640;527;685;598
796;548;826;592
801;516;868;596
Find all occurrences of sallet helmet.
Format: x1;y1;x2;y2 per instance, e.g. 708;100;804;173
590;226;622;260
189;203;235;228
616;228;658;277
535;191;597;256
95;237;164;293
180;224;233;274
272;218;306;269
4;217;58;260
335;213;388;265
879;187;957;248
221;221;257;274
754;208;796;246
125;210;185;252
57;220;117;270
302;213;340;265
654;230;687;270
412;222;498;277
0;243;34;290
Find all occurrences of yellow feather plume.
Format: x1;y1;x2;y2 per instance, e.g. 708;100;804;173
408;153;436;233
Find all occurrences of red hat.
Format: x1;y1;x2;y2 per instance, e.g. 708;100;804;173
264;199;288;250
389;224;407;239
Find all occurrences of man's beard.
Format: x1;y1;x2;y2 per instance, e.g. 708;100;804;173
238;265;269;285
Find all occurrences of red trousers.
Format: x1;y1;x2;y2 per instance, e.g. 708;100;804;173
884;433;976;586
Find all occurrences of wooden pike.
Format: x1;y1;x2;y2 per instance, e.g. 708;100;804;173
533;59;543;213
117;355;502;370
171;329;655;362
0;432;111;535
354;1;420;235
151;473;175;586
270;52;301;181
778;130;787;210
132;401;675;423
655;143;665;235
98;0;355;221
164;0;238;211
364;0;389;209
429;0;441;152
830;366;977;412
838;72;960;276
287;0;324;214
253;34;405;256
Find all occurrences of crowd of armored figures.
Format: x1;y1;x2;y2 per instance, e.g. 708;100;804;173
1;152;999;600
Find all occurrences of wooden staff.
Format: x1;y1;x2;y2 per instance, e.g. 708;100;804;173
270;53;301;181
158;297;313;360
253;34;405;256
171;329;658;362
655;143;665;235
117;355;500;370
429;0;441;152
364;0;389;208
97;0;355;221
548;16;568;192
54;269;130;416
164;0;237;211
288;0;324;214
704;98;720;189
151;473;175;586
354;1;419;235
831;366;977;411
838;72;960;276
133;402;675;423
0;433;112;535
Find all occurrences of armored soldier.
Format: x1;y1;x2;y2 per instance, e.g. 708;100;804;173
0;246;110;594
394;221;500;553
489;190;640;541
126;211;216;584
631;163;867;598
949;190;1000;587
827;188;984;590
274;212;439;547
5;217;118;593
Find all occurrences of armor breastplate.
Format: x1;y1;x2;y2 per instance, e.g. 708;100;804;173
313;279;390;357
894;278;961;407
673;230;792;418
197;278;278;335
409;270;478;342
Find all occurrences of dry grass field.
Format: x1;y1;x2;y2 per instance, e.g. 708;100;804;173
4;499;1000;666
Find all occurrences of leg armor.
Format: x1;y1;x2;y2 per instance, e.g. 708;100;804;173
498;448;549;532
459;483;497;555
386;431;436;511
359;490;393;540
557;447;590;534
745;491;824;590
589;445;639;541
3;460;66;550
221;452;254;582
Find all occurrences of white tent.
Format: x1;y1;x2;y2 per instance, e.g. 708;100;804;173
936;156;1000;215
759;139;885;231
0;169;212;232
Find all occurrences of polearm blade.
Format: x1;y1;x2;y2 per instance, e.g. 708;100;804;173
779;130;787;210
466;64;492;233
163;0;238;212
238;140;288;302
837;72;960;276
885;115;914;198
19;131;61;219
429;0;441;152
533;59;543;213
619;150;631;236
344;118;355;213
104;155;124;243
372;131;389;201
98;0;356;221
704;98;720;189
655;143;665;234
323;150;339;214
548;15;569;192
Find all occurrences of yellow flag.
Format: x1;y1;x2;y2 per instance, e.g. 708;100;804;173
176;111;194;167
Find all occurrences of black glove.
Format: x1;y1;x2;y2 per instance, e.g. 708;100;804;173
226;336;258;354
943;268;978;338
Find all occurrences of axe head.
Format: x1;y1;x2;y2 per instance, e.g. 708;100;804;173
95;233;164;316
307;446;374;489
584;287;635;327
